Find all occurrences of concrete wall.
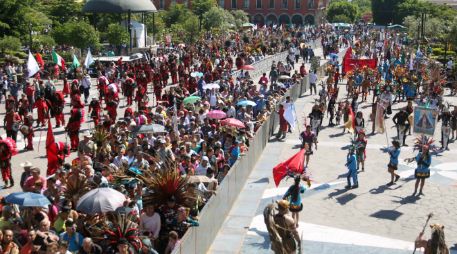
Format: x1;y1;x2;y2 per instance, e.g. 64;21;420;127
172;51;329;254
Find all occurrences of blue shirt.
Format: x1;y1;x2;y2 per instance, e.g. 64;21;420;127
389;148;400;165
347;154;358;172
415;152;431;174
283;185;306;206
59;231;84;252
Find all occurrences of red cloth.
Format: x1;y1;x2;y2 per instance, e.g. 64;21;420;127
46;121;59;176
36;53;45;67
342;47;377;73
273;149;306;186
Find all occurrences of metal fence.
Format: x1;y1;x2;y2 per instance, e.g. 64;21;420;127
173;53;328;254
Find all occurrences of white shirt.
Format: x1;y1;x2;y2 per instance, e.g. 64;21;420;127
310;72;318;84
140;212;161;238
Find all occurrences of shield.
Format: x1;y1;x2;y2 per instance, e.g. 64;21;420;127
76;187;126;214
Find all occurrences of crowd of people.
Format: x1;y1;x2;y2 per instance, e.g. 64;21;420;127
0;24;323;254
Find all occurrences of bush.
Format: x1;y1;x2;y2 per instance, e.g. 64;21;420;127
0;36;21;54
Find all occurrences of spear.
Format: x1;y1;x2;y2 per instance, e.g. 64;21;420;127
413;213;433;254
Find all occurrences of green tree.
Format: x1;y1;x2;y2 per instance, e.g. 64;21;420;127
192;0;216;29
32;34;56;50
371;0;407;25
182;15;201;43
162;3;191;27
403;15;445;39
43;0;83;24
105;24;129;46
53;21;100;49
230;10;249;29
326;1;359;23
203;7;233;31
0;36;21;54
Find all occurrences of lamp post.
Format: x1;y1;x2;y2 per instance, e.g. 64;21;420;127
444;25;450;67
29;22;33;50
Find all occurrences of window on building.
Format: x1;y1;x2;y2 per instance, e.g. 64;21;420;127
295;0;300;9
231;0;237;8
282;0;287;8
256;0;262;8
219;0;225;7
159;0;164;9
307;0;314;9
243;0;249;8
269;0;274;8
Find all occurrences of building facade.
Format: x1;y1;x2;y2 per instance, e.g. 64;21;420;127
152;0;328;26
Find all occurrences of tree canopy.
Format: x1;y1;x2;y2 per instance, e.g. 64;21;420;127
326;0;360;23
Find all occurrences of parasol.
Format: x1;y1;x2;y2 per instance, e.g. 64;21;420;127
5;192;50;207
133;124;166;134
237;100;257;107
76;187;126;214
220;118;245;128
240;65;255;71
278;75;291;80
190;72;204;78
183;95;201;105
187;175;212;184
207;110;227;120
203;83;220;90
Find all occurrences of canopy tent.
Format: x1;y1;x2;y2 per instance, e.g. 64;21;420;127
83;0;157;51
83;0;157;13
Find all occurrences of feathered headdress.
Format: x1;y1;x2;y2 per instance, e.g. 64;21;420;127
413;135;438;153
104;213;142;251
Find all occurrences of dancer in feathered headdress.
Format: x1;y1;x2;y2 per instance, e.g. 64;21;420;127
405;135;436;196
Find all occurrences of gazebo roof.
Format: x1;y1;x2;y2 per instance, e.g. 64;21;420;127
83;0;157;13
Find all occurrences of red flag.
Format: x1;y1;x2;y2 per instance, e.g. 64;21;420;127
36;53;45;67
46;121;58;176
273;149;306;187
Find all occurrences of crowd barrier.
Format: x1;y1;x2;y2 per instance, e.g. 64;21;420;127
173;52;329;254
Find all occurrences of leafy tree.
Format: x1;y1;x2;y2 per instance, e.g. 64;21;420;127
0;36;21;54
326;1;359;23
162;3;191;27
32;34;56;50
105;24;129;46
42;0;83;24
53;21;100;49
203;7;233;31
403;15;445;40
230;10;249;29
192;0;216;29
371;0;407;25
182;15;201;43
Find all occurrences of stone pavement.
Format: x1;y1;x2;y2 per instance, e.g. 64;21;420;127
209;53;457;253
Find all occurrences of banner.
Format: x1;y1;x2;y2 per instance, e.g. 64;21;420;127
342;47;378;74
375;103;385;134
413;106;438;136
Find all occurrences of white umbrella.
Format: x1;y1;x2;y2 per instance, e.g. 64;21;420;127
130;53;144;60
76;187;126;214
203;83;220;90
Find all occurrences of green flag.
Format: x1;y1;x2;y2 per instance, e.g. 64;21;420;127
72;54;80;68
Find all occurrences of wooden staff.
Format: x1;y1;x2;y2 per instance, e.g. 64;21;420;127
413;213;433;254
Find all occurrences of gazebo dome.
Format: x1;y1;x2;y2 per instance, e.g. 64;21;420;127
83;0;157;13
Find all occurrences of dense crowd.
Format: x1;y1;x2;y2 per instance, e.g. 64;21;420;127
0;25;323;254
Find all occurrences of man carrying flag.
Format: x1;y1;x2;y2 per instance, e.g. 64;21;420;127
84;48;95;69
27;51;40;78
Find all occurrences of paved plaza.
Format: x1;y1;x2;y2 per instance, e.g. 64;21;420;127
209;61;457;253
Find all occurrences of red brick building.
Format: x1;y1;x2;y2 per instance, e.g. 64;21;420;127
152;0;328;26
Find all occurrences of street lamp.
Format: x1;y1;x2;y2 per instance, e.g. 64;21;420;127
444;25;450;67
29;22;33;50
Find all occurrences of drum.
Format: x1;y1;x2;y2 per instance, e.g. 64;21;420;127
12;123;19;132
20;125;30;135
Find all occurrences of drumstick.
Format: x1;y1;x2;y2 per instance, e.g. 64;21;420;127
413;213;433;254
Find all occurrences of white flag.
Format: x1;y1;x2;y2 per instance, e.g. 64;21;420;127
283;104;297;131
84;48;95;68
27;51;40;78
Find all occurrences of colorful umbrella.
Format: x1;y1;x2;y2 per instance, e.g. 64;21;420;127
240;65;255;71
5;192;50;207
237;100;257;107
183;95;201;105
203;83;220;90
221;118;245;128
207;110;227;120
191;72;204;78
76;187;126;214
